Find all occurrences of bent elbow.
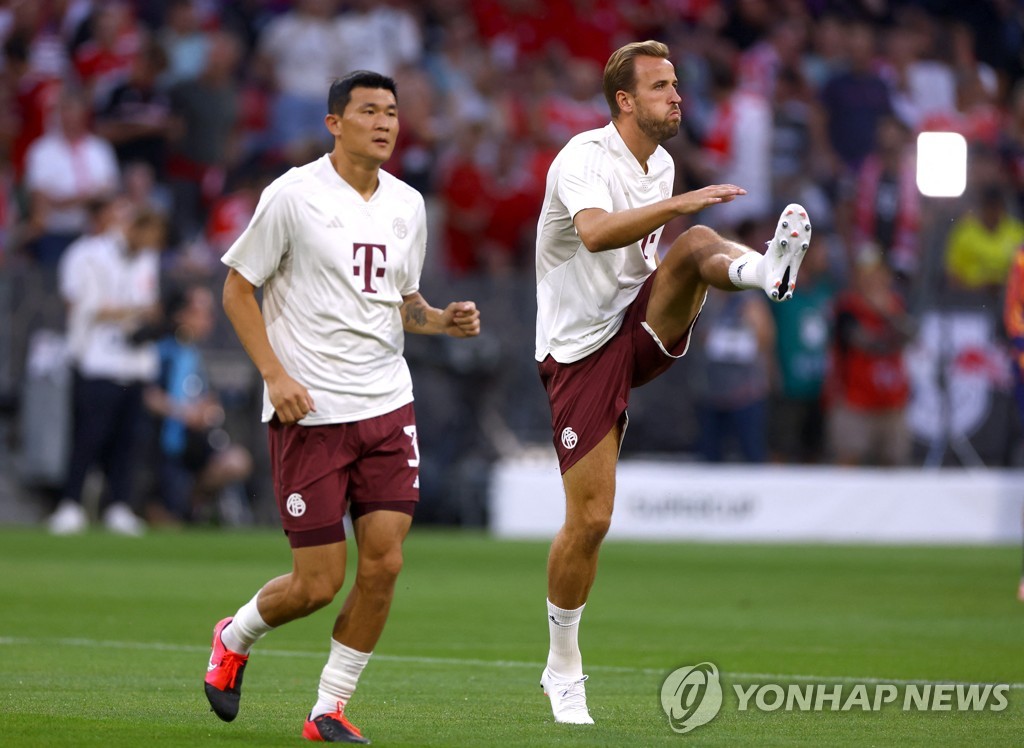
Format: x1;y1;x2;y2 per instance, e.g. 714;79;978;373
576;230;610;253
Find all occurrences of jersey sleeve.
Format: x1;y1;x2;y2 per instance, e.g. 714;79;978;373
221;179;292;287
556;142;614;220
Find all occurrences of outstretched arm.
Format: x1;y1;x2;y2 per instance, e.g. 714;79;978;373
401;292;480;337
573;183;747;253
222;268;315;423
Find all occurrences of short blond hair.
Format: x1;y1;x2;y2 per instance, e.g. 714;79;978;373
603;40;671;118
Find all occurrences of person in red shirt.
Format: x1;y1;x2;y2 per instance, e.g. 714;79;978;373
72;1;142;107
825;244;915;466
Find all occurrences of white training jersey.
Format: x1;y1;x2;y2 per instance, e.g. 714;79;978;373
222;154;426;425
59;232;160;383
535;122;674;363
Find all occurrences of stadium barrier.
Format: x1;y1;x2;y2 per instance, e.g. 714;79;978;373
489;455;1024;544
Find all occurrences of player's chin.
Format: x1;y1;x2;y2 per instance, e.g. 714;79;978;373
371;140;396;159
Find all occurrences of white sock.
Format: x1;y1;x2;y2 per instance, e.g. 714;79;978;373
546;599;585;680
728;251;766;290
311;639;372;718
221;590;274;654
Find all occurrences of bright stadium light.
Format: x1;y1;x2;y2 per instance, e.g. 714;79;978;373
916;131;967;198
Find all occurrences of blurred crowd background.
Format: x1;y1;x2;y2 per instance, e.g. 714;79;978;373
1;0;1024;532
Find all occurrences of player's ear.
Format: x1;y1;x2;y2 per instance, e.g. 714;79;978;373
324;113;342;137
616;90;633;115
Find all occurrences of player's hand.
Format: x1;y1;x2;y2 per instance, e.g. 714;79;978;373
443;301;480;338
675;184;747;214
266;371;316;424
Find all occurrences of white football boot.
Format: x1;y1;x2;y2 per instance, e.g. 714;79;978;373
762;203;812;302
540;668;595;725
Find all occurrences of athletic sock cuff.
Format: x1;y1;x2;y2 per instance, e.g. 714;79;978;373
728;252;764;290
547;599;585;627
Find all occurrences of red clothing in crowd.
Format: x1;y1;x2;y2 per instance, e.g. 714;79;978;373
828;291;910;410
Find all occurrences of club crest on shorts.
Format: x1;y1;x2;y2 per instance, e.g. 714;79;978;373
561;427;578;450
285;492;306;517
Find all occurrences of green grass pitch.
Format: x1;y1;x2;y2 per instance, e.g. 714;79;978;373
0;527;1021;746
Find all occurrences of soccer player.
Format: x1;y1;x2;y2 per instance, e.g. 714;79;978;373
1004;244;1024;600
534;40;811;724
204;70;480;744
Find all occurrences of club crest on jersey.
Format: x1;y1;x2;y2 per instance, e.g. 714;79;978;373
561;427;578;450
393;217;408;239
660;181;670;199
286;492;306;517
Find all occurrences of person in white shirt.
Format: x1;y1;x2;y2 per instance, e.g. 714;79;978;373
203;70;480;744
48;200;165;536
24;88;120;266
534;40;812;725
257;0;346;158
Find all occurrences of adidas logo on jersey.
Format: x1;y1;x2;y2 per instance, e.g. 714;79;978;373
326;216;344;229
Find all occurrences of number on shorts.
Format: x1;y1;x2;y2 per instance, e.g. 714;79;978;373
403;425;420;467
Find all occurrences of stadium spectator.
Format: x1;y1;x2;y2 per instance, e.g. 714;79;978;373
878;15;957;132
22;86;120;267
422;12;490;127
436;119;492;275
850;115;921;291
944;184;1024;297
533;40;812;725
48;200;166;536
819;19;894;175
697;57;773;231
802;11;847;91
537;58;607;149
825;244;914;467
166;30;243;240
2;30;64;183
1001;80;1024;215
737;17;809;100
769;234;835;463
70;1;142;110
156;0;210;86
93;37;173;176
335;0;423;79
143;283;253;526
689;282;775;463
771;63;829;190
255;0;343;160
203;71;480;744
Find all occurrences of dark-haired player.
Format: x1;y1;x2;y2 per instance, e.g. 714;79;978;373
203;70;480;743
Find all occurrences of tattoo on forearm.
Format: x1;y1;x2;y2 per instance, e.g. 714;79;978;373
404;300;428;328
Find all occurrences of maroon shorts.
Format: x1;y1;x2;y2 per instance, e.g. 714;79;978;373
267;402;419;548
538;270;698;474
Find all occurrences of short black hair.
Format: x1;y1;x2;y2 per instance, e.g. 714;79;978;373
328;71;398;115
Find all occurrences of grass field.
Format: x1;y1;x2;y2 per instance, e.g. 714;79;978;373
1;527;1022;746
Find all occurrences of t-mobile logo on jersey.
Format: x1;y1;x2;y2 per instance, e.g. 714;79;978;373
353;243;387;293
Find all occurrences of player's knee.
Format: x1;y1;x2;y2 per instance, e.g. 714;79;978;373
568;507;612;549
671;225;720;264
677;224;719;247
358;546;404;588
582;513;611;546
293;575;343;613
